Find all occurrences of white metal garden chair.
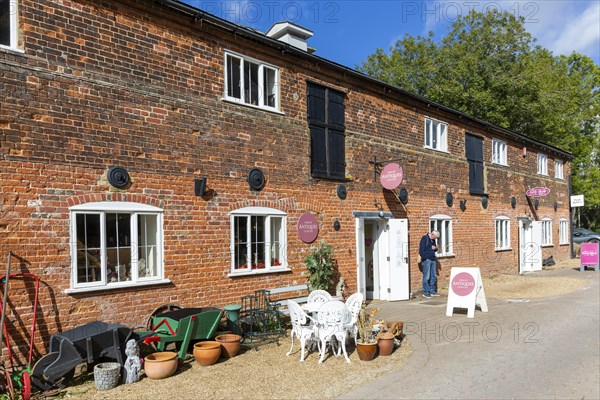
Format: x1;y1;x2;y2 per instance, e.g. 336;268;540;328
307;289;332;305
286;300;319;362
316;300;352;364
344;292;363;346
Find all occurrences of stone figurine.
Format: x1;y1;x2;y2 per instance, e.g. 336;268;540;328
122;339;141;384
336;277;345;298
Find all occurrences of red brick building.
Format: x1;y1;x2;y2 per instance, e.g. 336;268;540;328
1;0;571;355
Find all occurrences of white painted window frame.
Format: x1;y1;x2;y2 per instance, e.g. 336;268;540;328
537;153;548;175
492;138;508;166
559;219;569;245
68;202;165;291
424;117;448;152
223;50;280;112
541;218;553;246
0;0;19;51
495;216;511;250
229;207;288;275
555;159;564;180
429;214;453;256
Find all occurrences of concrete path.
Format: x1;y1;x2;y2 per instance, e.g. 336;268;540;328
340;267;600;399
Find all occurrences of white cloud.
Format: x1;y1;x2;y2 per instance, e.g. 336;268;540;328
525;1;600;61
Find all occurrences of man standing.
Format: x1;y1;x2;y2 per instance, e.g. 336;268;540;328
419;230;440;298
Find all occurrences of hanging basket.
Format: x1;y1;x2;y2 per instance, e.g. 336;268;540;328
94;362;121;390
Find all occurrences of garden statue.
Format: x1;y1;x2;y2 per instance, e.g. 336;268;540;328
122;339;141;384
336;276;345;298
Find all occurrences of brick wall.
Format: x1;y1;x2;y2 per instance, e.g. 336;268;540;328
0;0;571;358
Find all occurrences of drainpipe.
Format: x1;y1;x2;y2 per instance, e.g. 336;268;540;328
568;175;574;259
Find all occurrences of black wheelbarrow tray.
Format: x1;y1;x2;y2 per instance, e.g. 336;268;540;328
31;321;132;391
137;307;222;360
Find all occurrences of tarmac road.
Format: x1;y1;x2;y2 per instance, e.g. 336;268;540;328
339;267;600;400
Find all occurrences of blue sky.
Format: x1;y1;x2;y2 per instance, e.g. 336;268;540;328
182;0;600;68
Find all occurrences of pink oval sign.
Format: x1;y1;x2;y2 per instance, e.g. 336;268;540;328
380;163;403;190
451;272;476;296
526;187;550;197
297;213;319;243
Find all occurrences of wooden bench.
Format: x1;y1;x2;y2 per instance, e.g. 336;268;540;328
267;284;309;315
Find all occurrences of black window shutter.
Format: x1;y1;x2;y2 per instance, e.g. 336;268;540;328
310;126;328;177
328;129;346;179
307;83;326;124
465;133;485;194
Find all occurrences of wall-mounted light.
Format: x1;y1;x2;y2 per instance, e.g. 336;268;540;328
398;188;409;205
554;201;558;211
460;200;467;212
481;196;489;209
194;177;207;196
511;196;517;209
522;147;527;157
534;198;539;210
333;219;341;231
446;192;454;207
374;199;385;218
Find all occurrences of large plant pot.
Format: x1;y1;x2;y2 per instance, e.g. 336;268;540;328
193;341;221;366
94;362;120;390
377;332;395;356
356;341;378;361
143;352;178;379
215;333;242;358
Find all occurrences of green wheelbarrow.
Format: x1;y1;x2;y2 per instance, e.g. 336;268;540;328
138;307;223;360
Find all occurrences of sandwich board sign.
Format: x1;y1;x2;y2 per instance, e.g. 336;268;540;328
580;243;599;272
446;267;488;318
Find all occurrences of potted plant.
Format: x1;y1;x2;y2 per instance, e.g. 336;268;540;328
304;240;336;291
355;302;380;361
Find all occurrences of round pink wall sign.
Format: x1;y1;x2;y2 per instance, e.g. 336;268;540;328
297;213;319;243
380;163;403;190
451;272;476;296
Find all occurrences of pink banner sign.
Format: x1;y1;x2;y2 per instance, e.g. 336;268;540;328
297;212;319;243
580;243;599;266
380;163;403;190
451;272;476;296
526;187;550;197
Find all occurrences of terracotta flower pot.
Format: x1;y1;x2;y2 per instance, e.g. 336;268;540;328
143;352;178;379
215;333;242;358
193;341;221;366
377;332;395;356
355;341;378;361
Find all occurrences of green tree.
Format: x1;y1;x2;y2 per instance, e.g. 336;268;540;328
358;10;600;228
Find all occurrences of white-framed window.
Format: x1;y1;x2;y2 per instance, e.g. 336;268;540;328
541;218;553;246
424;117;448;152
69;202;164;290
0;0;19;50
537;153;548;175
430;214;453;256
224;51;279;111
555;159;564;179
230;207;287;274
559;219;569;245
495;216;511;250
492;138;508;165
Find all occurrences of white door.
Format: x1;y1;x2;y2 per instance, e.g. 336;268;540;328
519;219;543;273
388;219;410;301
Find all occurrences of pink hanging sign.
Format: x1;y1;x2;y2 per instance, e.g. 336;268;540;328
297;213;319;243
526;187;550;197
380;163;403;190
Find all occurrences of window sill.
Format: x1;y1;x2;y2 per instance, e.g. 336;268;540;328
541;244;554;248
492;162;509;167
424;146;449;154
436;254;455;259
65;279;171;294
559;242;569;246
0;45;25;55
221;98;284;115
228;267;292;278
495;247;513;252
